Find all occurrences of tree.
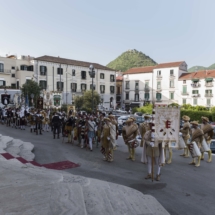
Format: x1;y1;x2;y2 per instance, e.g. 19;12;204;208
21;79;42;106
74;96;84;110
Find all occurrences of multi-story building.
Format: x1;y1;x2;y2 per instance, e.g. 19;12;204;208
0;54;116;109
122;61;188;110
116;71;123;108
178;70;215;107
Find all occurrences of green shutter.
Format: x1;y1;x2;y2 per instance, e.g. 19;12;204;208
205;78;213;81
183;86;187;93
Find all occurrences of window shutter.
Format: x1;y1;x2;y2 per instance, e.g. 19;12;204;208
3;81;6;86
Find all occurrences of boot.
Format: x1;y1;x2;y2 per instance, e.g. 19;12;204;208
184;148;189;158
189;158;195;165
145;174;152;179
167;150;172;164
201;152;204;160
207;150;212;163
155;174;161;181
126;146;132;159
131;148;135;161
195;156;201;167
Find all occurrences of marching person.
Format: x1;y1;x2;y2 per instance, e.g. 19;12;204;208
52;112;61;139
143;123;162;181
179;115;191;157
65;115;75;144
201;116;213;163
86;116;96;151
122;118;139;161
189;121;204;167
108;115;118;149
100;117;114;162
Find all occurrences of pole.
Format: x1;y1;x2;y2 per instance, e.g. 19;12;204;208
53;66;54;92
92;74;93;113
60;64;61;91
66;72;67;106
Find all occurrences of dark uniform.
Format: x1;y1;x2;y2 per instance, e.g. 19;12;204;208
52;114;61;139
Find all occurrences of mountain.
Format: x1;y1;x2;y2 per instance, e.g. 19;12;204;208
188;63;215;72
106;49;157;72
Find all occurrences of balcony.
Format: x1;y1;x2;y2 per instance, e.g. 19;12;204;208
192;94;200;97
0;69;11;74
144;87;150;92
157;75;162;79
191;83;201;88
205;82;213;87
125;87;130;90
135;87;139;91
170;74;175;78
100;91;105;94
205;93;213;97
156;99;162;102
181;92;189;95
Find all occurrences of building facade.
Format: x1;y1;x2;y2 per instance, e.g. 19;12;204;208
0;55;116;109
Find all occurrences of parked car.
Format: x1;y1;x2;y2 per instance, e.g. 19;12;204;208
135;116;145;126
134;112;143;116
116;109;128;114
210;140;215;153
117;115;130;125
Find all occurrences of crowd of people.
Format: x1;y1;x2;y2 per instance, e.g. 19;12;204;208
0;106;213;182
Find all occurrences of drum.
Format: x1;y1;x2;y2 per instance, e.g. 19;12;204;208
201;138;210;152
178;136;186;149
187;141;201;158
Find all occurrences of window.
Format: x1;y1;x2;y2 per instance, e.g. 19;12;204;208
100;73;105;79
157;70;161;76
192;90;199;94
71;83;77;92
205;89;212;95
170;92;174;100
40;81;47;90
100;85;105;93
0;80;5;86
57;68;63;75
117;86;120;94
145;81;149;88
183;80;186;84
156;93;162;100
110;75;115;82
125;81;129;89
170;70;174;75
193;98;197;105
110;86;115;94
81;71;86;79
116;96;121;102
0;63;3;72
72;69;75;76
135;93;139;101
182;85;187;94
11;84;16;89
20;65;28;71
17;81;19;89
157;81;161;89
81;83;87;91
170;80;174;88
11;66;15;70
207;99;211;106
26;79;31;83
28;65;34;71
126;93;129;100
11;74;15;78
145;93;150;100
56;82;64;91
90;84;96;90
183;99;186;104
135;82;139;90
40;66;47;76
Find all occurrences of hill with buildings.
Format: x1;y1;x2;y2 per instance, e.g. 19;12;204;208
188;63;215;72
106;49;157;72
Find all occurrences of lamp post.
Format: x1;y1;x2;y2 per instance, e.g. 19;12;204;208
88;65;95;112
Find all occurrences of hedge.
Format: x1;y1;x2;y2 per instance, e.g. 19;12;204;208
180;110;213;122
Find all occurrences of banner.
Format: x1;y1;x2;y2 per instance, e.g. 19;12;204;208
37;97;43;109
67;105;75;116
1;94;10;105
53;95;61;107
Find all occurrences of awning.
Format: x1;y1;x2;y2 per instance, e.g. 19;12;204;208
205;78;213;81
192;79;199;81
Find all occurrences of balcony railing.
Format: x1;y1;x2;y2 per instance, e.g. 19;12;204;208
192;94;200;97
135;87;139;90
100;91;105;94
144;87;150;92
0;69;11;74
191;83;201;88
157;75;162;79
125;87;130;90
181;92;189;95
170;74;175;78
205;82;213;87
205;93;213;97
156;99;162;102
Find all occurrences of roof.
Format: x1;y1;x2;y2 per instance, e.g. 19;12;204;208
156;61;185;69
179;70;215;80
34;55;115;71
123;66;156;75
116;76;123;81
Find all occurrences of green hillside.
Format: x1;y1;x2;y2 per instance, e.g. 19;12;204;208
188;63;215;72
106;49;157;72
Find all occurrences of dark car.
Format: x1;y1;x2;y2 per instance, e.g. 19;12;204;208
210;140;215;153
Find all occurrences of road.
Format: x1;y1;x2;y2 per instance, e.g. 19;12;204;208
1;124;215;215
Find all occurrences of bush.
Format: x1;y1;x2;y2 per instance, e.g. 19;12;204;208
181;110;212;122
132;107;138;114
137;104;152;114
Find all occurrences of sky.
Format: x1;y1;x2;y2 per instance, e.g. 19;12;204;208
0;0;215;68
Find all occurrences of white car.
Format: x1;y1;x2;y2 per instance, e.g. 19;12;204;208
117;115;130;125
116;109;128;114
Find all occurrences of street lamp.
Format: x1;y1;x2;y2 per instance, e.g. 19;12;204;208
88;64;95;112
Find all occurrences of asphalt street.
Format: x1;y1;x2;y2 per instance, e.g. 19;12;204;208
1;125;215;215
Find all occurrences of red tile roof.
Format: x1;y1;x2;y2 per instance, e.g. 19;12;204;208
156;61;185;69
116;76;123;81
123;66;156;75
179;70;215;80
